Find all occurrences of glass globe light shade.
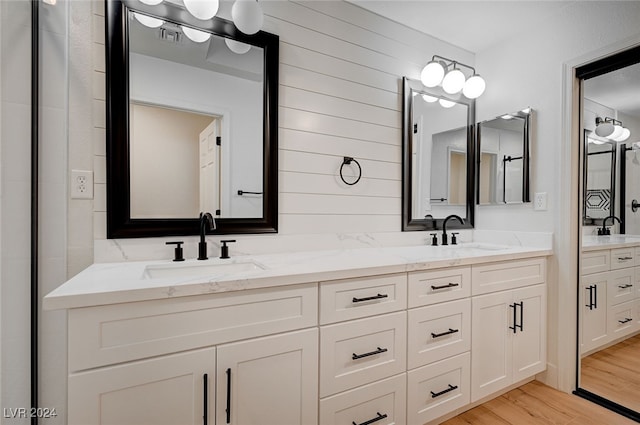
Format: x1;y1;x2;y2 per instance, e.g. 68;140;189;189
420;60;445;88
139;0;163;5
133;13;164;28
422;94;438;103
183;0;219;20
232;0;264;35
439;99;455;108
608;124;624;140
181;26;211;43
462;74;486;99
595;121;614;138
225;38;251;54
442;68;466;94
612;127;631;142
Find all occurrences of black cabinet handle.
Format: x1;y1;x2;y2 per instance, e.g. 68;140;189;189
518;302;524;332
586;285;594;310
594;285;598;309
509;303;517;333
618;256;633;261
618;284;633;289
203;374;208;425
431;384;458;398
431;328;459;339
225;368;231;424
352;347;388;360
619;318;633;324
431;283;459;290
352;412;388;425
352;293;388;303
509;302;523;333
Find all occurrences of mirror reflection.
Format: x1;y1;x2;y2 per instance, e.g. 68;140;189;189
477;109;532;204
579;59;640;413
402;77;475;231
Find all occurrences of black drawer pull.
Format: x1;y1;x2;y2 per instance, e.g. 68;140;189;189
431;328;459;339
352;347;388;360
225;368;231;424
618;284;633;289
352;293;388;303
619;318;633;324
203;374;208;425
431;282;459;290
352;412;388;425
618;256;633;261
431;384;458;398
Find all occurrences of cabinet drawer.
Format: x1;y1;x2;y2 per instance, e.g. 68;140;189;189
408;266;471;308
319;374;406;425
582;250;610;275
69;283;317;372
320;312;406;397
636;247;640;267
472;258;546;295
407;352;470;425
408;299;471;369
636;267;640;299
608;269;635;306
320;274;407;325
608;300;636;340
611;247;635;270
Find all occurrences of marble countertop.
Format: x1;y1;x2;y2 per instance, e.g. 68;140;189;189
582;235;640;251
44;243;552;310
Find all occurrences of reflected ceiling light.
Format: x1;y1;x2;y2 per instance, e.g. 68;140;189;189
183;0;219;20
420;55;486;99
181;26;211;43
232;0;264;35
133;12;164;28
439;99;456;108
225;38;251;54
422;94;438;103
139;0;163;5
595;117;631;143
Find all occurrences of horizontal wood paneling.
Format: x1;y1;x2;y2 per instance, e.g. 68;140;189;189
279;214;400;235
281;193;400;215
281;172;400;198
280;150;399;180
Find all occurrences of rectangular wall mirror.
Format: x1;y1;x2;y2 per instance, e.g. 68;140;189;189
106;0;278;238
402;77;475;231
477;108;532;205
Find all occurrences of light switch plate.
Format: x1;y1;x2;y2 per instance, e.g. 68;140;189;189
534;192;547;211
71;170;94;199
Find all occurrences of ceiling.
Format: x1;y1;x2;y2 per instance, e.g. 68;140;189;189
584;62;640;119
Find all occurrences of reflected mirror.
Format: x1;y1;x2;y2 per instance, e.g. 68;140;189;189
402;77;475;231
477;108;532;204
106;0;278;238
582;131;616;225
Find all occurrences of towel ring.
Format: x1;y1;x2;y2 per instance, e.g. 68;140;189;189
340;157;362;186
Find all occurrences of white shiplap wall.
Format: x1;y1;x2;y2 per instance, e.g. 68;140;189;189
85;1;474;261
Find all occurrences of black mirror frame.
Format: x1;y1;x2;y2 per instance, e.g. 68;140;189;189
401;77;475;231
582;129;616;226
106;0;279;238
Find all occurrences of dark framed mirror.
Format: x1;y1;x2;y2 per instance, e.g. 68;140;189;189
401;77;475;231
106;0;278;238
582;130;617;226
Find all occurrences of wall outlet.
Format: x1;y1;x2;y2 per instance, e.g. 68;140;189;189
534;192;547;211
71;170;94;199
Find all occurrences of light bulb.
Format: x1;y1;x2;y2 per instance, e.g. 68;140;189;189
595;120;614;138
184;0;219;20
613;127;631;142
420;60;445;88
133;13;164;28
181;26;210;43
462;74;486;99
422;94;438;103
609;124;624;140
232;0;264;35
442;68;465;94
439;99;455;108
225;38;251;54
139;0;163;5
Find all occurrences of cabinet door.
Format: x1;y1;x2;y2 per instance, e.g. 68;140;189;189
471;290;513;402
216;328;318;425
68;348;215;425
512;284;546;382
580;274;608;354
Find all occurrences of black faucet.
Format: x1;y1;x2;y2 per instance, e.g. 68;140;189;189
198;212;216;260
442;214;464;245
599;215;620;236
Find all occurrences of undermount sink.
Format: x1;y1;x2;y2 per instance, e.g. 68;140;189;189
144;259;265;279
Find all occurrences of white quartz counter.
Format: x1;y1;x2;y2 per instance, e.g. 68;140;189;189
582;234;640;251
44;243;552;310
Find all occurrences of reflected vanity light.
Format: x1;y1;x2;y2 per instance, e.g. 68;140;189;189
42;0;56;5
420;55;486;99
139;0;163;5
595;117;631;142
181;25;211;42
183;0;219;20
133;12;164;28
225;38;251;54
422;94;438;103
439;99;456;108
501;114;514;120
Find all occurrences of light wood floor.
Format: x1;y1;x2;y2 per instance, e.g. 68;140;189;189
441;380;638;425
581;333;640;412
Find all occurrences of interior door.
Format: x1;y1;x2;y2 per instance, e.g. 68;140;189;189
200;118;221;215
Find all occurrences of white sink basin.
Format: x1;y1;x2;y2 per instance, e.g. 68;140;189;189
144;259;265;279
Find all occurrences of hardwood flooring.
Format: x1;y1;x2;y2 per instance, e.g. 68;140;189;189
441;380;638;425
581;333;640;412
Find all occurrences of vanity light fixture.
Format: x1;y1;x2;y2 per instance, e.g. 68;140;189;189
225;38;252;54
139;0;163;5
595;117;631;142
439;99;456;108
181;25;211;43
420;55;486;99
183;0;219;20
422;94;438;103
231;0;264;35
133;12;164;28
